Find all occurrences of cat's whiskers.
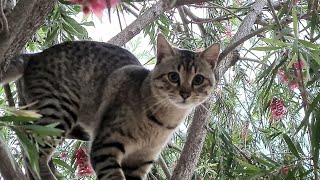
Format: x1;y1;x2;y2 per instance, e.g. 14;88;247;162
147;98;170;115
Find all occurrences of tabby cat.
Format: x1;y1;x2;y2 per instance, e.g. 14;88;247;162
0;33;220;180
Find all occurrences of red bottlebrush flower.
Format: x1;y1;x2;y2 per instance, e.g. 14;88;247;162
282;165;289;175
76;147;94;177
269;97;286;120
70;0;119;16
277;61;307;90
277;67;289;83
289;82;299;90
294;61;305;69
226;30;233;37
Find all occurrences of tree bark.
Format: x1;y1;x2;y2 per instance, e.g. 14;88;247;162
0;0;56;80
170;0;268;179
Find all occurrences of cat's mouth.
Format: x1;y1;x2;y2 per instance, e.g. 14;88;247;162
174;99;194;109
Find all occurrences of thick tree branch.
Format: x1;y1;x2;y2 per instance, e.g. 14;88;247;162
107;0;212;46
171;0;268;179
0;0;56;80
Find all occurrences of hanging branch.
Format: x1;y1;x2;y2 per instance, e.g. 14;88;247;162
0;0;9;36
4;84;14;107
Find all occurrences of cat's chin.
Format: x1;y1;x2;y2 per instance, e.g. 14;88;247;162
173;101;196;109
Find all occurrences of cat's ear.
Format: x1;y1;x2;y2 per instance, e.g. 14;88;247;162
200;43;220;68
156;33;175;65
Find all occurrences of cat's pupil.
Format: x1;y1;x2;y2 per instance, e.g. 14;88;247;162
168;72;180;83
192;74;204;85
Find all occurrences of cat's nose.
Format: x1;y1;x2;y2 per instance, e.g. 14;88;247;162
180;91;191;99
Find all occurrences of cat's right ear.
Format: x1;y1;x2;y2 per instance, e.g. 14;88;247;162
156;33;175;65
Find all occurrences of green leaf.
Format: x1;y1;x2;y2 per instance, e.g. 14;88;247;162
62;14;88;39
236;158;262;172
45;26;59;46
299;39;319;49
52;158;73;171
261;38;291;47
14;129;40;178
80;21;95;27
252;155;277;168
297;94;320;133
283;134;300;159
251;46;282;51
292;7;298;37
18;124;64;136
0;115;39;123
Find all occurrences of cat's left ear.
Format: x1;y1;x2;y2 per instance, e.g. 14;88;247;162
156;33;175;65
200;43;220;68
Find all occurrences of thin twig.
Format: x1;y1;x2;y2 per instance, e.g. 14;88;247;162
219;25;270;62
267;0;281;29
238;56;269;66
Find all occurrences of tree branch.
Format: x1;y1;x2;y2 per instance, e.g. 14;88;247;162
107;0;212;46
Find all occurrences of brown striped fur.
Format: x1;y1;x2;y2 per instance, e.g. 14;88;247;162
0;33;220;180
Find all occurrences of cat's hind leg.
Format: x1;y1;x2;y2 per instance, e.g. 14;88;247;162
122;160;154;180
90;139;126;180
24;90;79;179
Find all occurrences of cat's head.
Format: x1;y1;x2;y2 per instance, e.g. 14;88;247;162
150;33;220;109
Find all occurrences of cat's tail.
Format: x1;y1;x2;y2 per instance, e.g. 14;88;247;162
0;54;30;85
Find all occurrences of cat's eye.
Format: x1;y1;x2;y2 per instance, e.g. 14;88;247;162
192;74;204;85
168;72;180;83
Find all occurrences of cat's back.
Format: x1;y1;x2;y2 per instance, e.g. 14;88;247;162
26;41;141;74
23;41;141;88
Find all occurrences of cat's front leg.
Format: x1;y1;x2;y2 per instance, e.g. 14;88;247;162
90;140;126;180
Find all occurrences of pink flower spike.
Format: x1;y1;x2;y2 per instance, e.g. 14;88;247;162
269;97;286;120
75;147;93;177
226;30;233;37
289;82;299;90
294;61;305;70
242;130;248;138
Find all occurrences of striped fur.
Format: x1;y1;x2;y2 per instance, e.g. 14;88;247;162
1;33;220;180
